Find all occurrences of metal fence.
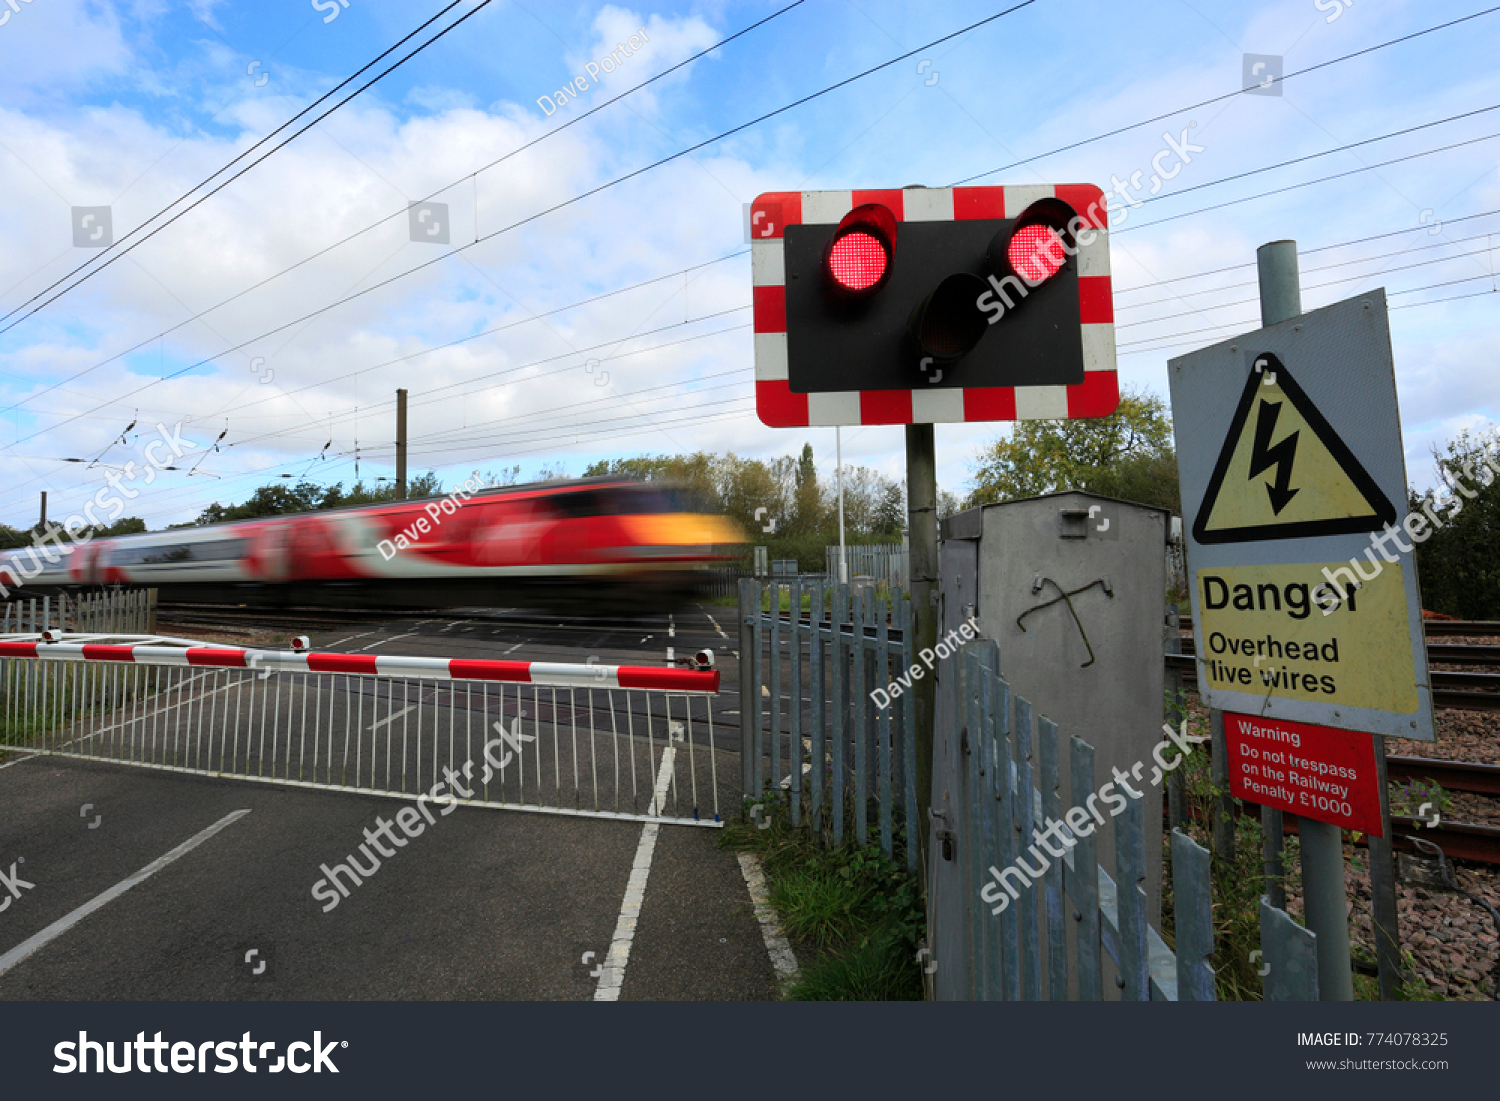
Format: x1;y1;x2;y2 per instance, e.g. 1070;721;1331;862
0;634;724;827
738;577;918;870
825;543;908;588
700;566;754;599
1;589;157;634
738;575;1323;1000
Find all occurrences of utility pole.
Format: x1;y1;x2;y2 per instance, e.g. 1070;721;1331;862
1256;239;1354;1002
836;427;848;583
39;491;46;532
395;388;408;500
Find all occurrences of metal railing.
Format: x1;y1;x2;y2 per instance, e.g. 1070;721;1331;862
738;577;917;870
825;543;908;588
737;574;1323;999
1;589;157;635
0;633;724;827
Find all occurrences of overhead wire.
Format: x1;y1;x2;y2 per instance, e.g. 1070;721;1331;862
0;0;503;337
0;2;1042;446
948;4;1500;185
2;0;812;409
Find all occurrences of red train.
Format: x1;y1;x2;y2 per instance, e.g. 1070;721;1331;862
2;478;744;611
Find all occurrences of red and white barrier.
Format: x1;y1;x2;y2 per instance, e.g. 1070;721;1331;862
0;637;719;694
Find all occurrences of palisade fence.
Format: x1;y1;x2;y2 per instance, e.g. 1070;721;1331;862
824;543;908;589
1;589;157;635
739;574;1323;1000
701;567;755;600
738;577;918;871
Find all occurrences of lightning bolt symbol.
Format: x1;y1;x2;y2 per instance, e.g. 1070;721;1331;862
1248;399;1300;515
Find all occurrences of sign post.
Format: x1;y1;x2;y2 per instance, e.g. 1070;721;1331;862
1169;242;1433;1000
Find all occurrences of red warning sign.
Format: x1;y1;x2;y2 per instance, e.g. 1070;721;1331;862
1223;712;1382;836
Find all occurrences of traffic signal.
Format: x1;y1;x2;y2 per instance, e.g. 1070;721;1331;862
751;185;1117;427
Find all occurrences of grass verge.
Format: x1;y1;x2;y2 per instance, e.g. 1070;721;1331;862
721;795;925;1000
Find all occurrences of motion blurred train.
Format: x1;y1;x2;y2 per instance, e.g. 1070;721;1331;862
0;477;745;611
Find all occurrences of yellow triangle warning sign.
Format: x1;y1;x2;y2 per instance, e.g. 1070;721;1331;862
1192;353;1396;544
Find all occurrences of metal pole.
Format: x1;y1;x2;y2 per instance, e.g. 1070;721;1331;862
39;491;46;533
836;428;848;584
739;578;755;800
1369;735;1402;999
905;424;937;853
395;388;408;500
1257;239;1354;1001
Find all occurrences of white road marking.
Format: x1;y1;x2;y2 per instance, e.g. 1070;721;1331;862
503;641;525;655
369;705;416;733
356;631;421;652
705;613;729;641
593;748;676;1002
0;809;251;978
737;852;800;985
325;632;375;650
0;753;39;771
668;615;675;639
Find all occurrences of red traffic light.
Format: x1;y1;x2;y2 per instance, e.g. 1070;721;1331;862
824;203;896;297
988;198;1077;289
829;232;888;291
1007;224;1067;284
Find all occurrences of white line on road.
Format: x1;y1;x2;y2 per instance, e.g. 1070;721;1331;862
0;809;251;978
325;632;376;650
593;748;676;1002
503;641;526;655
356;631;421;651
738;852;800;985
704;613;729;641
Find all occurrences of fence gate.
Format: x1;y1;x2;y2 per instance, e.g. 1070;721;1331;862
0;633;723;827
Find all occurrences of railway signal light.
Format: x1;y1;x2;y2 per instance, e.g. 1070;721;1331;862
752;185;1117;427
824;203;897;296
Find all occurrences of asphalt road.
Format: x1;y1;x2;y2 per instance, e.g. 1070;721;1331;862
0;603;790;1001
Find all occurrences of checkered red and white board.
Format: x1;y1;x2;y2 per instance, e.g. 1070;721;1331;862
751;184;1117;427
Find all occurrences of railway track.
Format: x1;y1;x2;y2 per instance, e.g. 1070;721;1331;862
1165;652;1500;711
1179;615;1500;640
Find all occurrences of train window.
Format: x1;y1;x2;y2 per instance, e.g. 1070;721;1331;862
109;538;246;565
551;491;615;518
551;484;709;517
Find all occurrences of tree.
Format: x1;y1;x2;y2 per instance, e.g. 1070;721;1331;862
792;443;824;534
873;479;906;535
966;385;1180;513
178;473;445;528
1410;428;1500;619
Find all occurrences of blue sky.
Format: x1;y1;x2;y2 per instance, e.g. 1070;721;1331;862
0;0;1495;529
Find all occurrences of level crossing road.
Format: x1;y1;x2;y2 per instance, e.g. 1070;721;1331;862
0;604;792;1001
